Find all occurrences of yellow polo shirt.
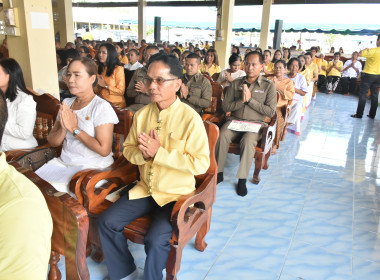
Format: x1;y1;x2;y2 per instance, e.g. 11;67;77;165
315;58;328;76
327;60;343;77
201;62;221;77
123;98;210;206
0;153;52;280
362;47;380;75
264;62;274;74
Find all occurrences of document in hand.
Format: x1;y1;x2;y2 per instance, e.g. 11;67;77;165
228;120;261;133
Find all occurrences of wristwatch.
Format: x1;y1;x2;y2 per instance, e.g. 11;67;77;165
73;128;82;137
244;97;252;105
104;85;109;89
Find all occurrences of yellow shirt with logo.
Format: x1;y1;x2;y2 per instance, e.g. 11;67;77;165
327;60;343;77
123;98;210;206
362;47;380;75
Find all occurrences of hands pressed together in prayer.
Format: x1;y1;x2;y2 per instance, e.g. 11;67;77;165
138;130;160;160
59;103;78;134
242;84;252;103
135;81;148;94
225;71;233;83
180;84;189;99
97;75;106;88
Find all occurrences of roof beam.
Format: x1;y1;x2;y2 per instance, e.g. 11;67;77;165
72;0;380;8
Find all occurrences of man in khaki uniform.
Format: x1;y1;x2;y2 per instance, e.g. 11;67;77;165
126;45;159;113
179;53;212;114
215;51;277;196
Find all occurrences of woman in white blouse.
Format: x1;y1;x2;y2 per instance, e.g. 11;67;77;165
216;53;246;87
0;58;37;151
36;57;119;194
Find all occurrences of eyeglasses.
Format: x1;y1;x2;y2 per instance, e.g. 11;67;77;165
144;77;177;86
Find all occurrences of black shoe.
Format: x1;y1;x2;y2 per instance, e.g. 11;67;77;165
217;172;224;184
351;114;362;119
237;179;247;196
367;114;375;119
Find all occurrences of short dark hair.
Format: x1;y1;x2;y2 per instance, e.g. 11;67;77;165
129;49;139;56
287;57;302;70
98;43;122;77
304;52;312;58
65;48;80;60
0;92;7;143
232;45;240;54
68;57;98;87
171;48;181;60
0;58;31;102
145;45;159;52
148;53;183;80
245;51;264;64
274;59;287;69
334;52;341;57
255;47;262;54
186;53;201;64
264;49;272;56
229;53;241;65
310;47;317;52
80;46;90;54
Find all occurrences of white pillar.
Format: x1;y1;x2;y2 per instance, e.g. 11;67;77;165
259;0;272;50
138;0;146;46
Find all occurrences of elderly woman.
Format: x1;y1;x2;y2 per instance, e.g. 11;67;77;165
285;58;308;136
201;48;221;76
36;57;118;194
94;43;126;108
217;53;246;87
268;60;295;154
0;58;37;151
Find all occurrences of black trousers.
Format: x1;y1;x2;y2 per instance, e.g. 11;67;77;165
355;73;380;118
97;195;175;280
341;77;357;95
317;75;327;92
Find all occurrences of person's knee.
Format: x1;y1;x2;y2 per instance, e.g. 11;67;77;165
144;230;171;250
97;211;124;233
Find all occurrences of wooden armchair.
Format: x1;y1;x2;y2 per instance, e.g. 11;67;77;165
76;121;219;280
8;161;89;280
211;72;220;82
202;81;223;120
280;100;293;142
124;69;135;106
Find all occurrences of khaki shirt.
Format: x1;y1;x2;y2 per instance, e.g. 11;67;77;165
181;72;212;114
223;75;277;123
126;67;151;106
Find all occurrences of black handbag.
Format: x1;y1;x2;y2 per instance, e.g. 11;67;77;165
16;147;57;171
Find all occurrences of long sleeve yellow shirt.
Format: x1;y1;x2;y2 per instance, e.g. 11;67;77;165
123;98;210;206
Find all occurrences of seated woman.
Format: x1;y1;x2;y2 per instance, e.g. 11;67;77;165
268;60;295;154
36;57;119;194
326;52;343;94
272;50;282;64
114;42;129;65
263;50;274;75
283;48;291;62
201;49;221;77
285;58;308;136
0;58;38;151
216;53;246;87
94;43;126;108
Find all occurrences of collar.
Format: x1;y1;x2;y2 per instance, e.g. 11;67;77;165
243;75;262;87
185;72;201;82
153;97;181;118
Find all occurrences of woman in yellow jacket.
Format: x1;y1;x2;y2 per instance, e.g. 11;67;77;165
95;43;126;108
114;42;129;65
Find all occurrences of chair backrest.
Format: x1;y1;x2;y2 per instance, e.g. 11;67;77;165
211;72;220;82
124;69;135;88
202;72;213;82
111;105;134;159
203;82;223;115
26;89;60;146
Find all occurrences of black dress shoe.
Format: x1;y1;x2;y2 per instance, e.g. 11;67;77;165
351;114;362;119
237;179;247;196
367;114;375;119
217;172;224;184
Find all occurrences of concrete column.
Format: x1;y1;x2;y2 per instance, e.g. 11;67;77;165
259;0;272;50
138;0;146;45
56;0;74;46
5;0;59;99
214;0;235;70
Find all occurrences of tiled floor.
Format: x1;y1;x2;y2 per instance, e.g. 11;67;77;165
57;92;380;279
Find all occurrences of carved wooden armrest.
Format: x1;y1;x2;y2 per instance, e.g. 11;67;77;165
80;161;139;213
259;113;277;152
170;173;216;242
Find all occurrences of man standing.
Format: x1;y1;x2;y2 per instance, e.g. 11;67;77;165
180;53;212;114
0;93;52;279
215;51;277;196
97;53;210;280
352;34;380;119
127;45;159;113
341;51;362;96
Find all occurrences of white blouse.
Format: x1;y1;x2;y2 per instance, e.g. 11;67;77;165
216;69;246;86
1;89;38;151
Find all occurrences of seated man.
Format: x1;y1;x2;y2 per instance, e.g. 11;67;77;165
215;51;277;196
341;51;362;96
179;53;212;114
0;93;52;279
126;45;159;113
97;53;210;280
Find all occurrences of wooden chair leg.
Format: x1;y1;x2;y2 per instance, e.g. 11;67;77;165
252;153;262;184
263;151;270;170
166;245;183;280
195;209;212;252
48;251;62;280
88;216;104;263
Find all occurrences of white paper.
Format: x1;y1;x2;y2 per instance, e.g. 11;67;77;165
36;163;83;184
228;120;261;133
30;12;50;29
